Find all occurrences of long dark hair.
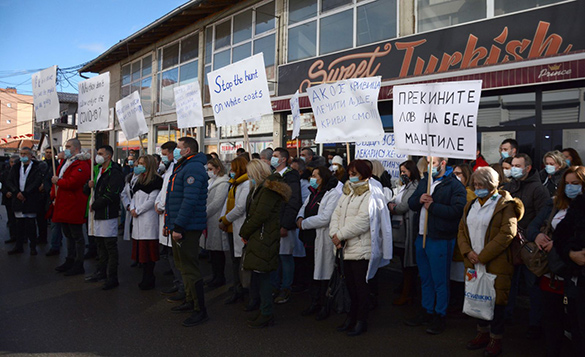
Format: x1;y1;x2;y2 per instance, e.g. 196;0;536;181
562;148;583;166
555;166;585;210
313;166;333;190
399;160;421;182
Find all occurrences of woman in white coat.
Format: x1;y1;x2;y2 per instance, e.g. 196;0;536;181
219;155;251;303
201;158;230;288
297;167;342;321
130;155;163;290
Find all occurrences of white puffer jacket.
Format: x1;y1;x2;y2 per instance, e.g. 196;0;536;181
329;181;372;260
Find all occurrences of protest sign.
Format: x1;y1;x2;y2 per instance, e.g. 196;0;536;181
290;90;301;139
206;53;272;127
393;80;482;160
307;76;384;144
174;81;204;129
355;133;407;179
77;72;111;133
32;66;60;122
115;91;148;140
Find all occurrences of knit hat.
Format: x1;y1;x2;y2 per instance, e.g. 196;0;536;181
332;155;343;166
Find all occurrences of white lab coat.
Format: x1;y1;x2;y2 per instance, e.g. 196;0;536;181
220;180;251;258
155;161;175;246
131;188;160;240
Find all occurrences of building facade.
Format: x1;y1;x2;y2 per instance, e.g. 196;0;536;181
0;88;34;145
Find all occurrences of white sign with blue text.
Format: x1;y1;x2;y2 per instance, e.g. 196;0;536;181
393;80;482;160
32;66;60;122
115;91;148;140
174;81;204;129
308;76;384;144
77;72;111;133
290;90;301;139
206;53;272;127
355;133;407;179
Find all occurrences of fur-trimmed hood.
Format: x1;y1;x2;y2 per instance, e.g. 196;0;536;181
263;173;292;201
72;151;91;162
495;190;524;221
342;180;370;196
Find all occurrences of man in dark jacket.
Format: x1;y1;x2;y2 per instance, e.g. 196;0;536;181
271;147;302;304
1;155;19;244
83;145;125;290
301;147;326;169
165;137;209;327
407;157;467;335
6;147;44;255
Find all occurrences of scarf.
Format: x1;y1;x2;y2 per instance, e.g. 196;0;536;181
224;173;248;233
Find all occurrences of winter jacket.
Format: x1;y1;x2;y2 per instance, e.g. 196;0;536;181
297;177;342;280
220;178;251;258
131;176;163;240
527;198;554;242
51;153;91;224
391;180;419;267
553;194;585;277
83;162;124;220
156;161;175;246
0;164;11;206
241;174;291;272
121;173;138;241
307;155;326;169
279;167;302;255
201;175;230;251
408;172;467;239
6;160;43;214
458;191;524;305
539;167;567;198
165;153;208;233
503;168;549;230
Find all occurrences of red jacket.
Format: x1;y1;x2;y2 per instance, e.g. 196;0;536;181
473;156;489;171
51;154;91;224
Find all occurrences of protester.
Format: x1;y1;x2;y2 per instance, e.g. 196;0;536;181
301;147;326;169
539;150;568;197
83;145;124;290
121;158;139;244
1;155;18;245
499;138;518;163
122;155;135;177
370;160;394;202
36;147;55;245
240;160;291;328
471;146;489;171
46;150;65;256
330;155;348;183
236;148;246;156
561;147;583;166
259;148;274;168
52;139;91;276
489;163;508;189
296;166;341;320
453;164;475;201
457;167;523;356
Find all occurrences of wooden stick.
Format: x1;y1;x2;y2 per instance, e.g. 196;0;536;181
296;138;300;158
48;124;56;176
139;135;145;155
346;142;351;164
89;131;95;236
242;121;251;154
423;157;433;249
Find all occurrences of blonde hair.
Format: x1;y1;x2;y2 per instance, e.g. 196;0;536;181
137;155;159;185
246;159;272;188
208;158;225;177
543;150;567;169
370;160;386;178
470;166;500;192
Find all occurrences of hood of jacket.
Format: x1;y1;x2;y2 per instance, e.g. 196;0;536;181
72;151;91;162
494;189;525;220
263;173;292;201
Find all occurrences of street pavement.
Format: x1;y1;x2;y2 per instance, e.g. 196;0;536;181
0;206;558;356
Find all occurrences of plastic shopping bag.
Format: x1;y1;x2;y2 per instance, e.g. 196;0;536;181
463;265;496;321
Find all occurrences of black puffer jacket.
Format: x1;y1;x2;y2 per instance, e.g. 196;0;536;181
504;168;550;230
83;162;125;220
553;194;585;278
279;167;302;230
6;160;43;214
539;167;567;197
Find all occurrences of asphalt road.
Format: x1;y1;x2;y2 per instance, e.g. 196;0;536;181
0;206;557;356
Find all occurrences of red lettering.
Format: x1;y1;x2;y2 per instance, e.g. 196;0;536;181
395;40;427;78
461;34;488;69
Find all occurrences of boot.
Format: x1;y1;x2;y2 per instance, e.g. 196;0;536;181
55;258;74;272
466;332;490;350
247;314;274;328
484;338;502;357
393;268;415;306
64;261;85;276
207;276;226;288
139;262;156;290
347;321;368;337
182;308;209;327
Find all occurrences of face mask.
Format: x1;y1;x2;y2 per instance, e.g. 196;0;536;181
64;149;72;159
309;177;319;189
349;176;360;183
565;184;582;199
300;156;306;162
161;155;170;165
400;174;410;185
431;166;440;178
330;165;338;172
328;160;333;165
20;156;29;163
134;165;146;175
455;175;462;182
501;151;509;159
511;167;524;179
207;171;216;179
173;148;182;161
158;162;166;172
250;178;256;186
95;155;105;165
229;172;236;179
128;160;134;166
545;165;556;175
503;169;512;178
565;159;571;166
474;189;490;198
270;157;280;168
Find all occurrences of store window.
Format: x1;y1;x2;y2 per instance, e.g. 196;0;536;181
121;54;153;115
204;1;277;103
157;33;199;113
542;88;581;124
417;0;486;33
495;0;565;16
155;123;181;149
477;93;536;128
287;0;398;62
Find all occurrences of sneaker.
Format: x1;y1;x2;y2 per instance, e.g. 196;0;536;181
182;309;209;327
404;311;434;326
274;288;291;304
426;315;446;335
484;338;502;356
466;332;490;350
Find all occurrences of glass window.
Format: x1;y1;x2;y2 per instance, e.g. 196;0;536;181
288;21;317;62
255;1;275;35
160;68;179;112
320;10;353;55
131;61;141;81
321;0;352;13
162;42;179;70
289;0;317;24
215;20;231;50
121;64;131;86
233;42;252;63
142;55;152;77
214;49;231;69
357;0;397;46
254;34;275;67
181;34;199;63
542;89;580;124
495;0;563;16
121;85;130;98
205;121;218;138
179;60;198;85
417;0;486;33
233;9;253;43
141;77;152;116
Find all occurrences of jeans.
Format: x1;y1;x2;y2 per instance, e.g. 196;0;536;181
415;235;455;317
256;272;274;316
49;221;63;251
164;243;184;292
62;223;85;262
95;236;119;280
271;254;295;290
505;265;542;326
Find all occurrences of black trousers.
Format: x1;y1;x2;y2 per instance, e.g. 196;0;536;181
228;233;241;287
344;260;370;322
4;204;16;240
95;236;119;280
209;250;226;280
62;223;85;262
36;195;48;242
305;244;329;306
15;217;37;250
477;304;506;336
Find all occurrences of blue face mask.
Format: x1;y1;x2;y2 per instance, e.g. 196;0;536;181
501;151;510;159
511;167;524;179
229;172;236;179
173;148;182;161
300;156;306;162
250;178;256;186
161;155;170;165
566;159;571;166
474;189;490;198
134;165;146;175
309;177;319;189
349;176;360;183
270;157;280;168
127;160;134;166
545;165;556;175
565;184;582;199
431;166;440;177
328;160;333;165
20;156;29;163
64;149;72;159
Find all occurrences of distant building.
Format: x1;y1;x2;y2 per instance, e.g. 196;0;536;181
0;87;35;155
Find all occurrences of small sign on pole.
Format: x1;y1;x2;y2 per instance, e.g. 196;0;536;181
174;81;204;129
115;91;149;140
32;66;60;123
77;73;111;133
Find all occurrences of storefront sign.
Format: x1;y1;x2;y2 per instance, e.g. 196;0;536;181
77;72;111;133
174;82;204;129
278;1;584;96
115;91;148;140
307;77;384;144
355;133;407;178
393;80;482;160
220;141;244;154
207;53;273;127
32;66;60;122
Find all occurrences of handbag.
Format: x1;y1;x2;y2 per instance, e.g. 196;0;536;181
326;247;351;314
463;264;497;320
521;242;549;277
510;227;527;266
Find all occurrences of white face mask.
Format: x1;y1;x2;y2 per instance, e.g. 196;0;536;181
95;155;105;165
503;169;512;178
207;171;216;179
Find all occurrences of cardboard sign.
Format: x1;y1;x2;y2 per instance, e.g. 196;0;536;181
207;53;273;127
308;76;384;144
174;81;204;129
115;91;148;140
32;66;60;122
393;80;482;160
77;72;111;133
290;90;301;139
355;133;407;179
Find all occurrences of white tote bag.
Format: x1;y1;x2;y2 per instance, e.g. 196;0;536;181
463;264;496;320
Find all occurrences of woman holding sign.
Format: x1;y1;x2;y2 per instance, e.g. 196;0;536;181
457;167;524;357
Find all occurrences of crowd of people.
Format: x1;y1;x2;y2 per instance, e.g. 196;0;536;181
2;137;585;356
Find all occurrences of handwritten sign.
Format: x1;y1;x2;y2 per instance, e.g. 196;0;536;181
115;91;148;140
308;76;384;144
174;81;203;129
355;133;407;179
32;66;60;122
393;80;482;160
77;72;111;133
206;53;272;127
290;90;301;139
